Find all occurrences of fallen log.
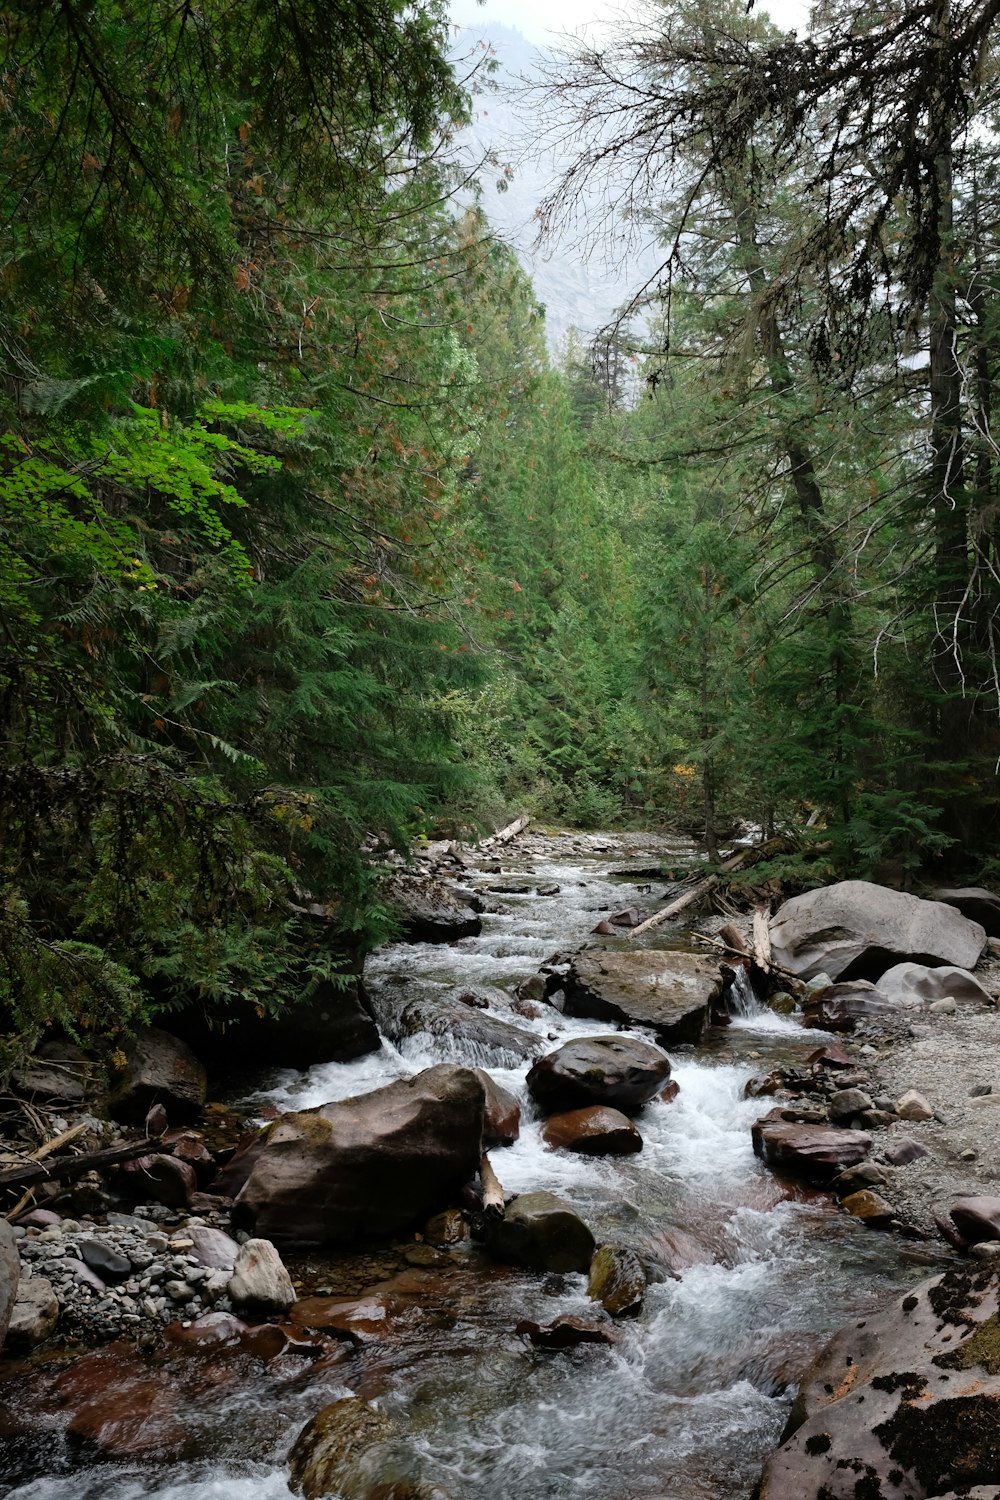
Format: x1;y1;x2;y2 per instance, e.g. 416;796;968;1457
626;876;718;939
0;1138;155;1194
480;814;531;850
478;1152;506;1219
719;922;752;957
752;905;773;975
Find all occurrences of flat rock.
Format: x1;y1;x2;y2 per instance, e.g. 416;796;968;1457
385;872;481;943
187;1224;240;1270
562;949;721;1046
229;1065;485;1246
752;1113;872;1182
541;1106;643;1156
878;960;993;1008
486;1190;596;1273
759;1263;1000;1499
527;1036;670;1115
515;1316;615;1349
770;880;986;981
77;1240;131;1284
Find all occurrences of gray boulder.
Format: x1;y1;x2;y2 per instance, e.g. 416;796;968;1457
758;1264;1000;1499
527;1035;671;1115
878;961;993;1008
384;873;481;943
229;1065;485;1246
562;949;720;1046
770;880;986;981
5;1277;59;1352
228;1239;296;1314
368;978;540;1066
486;1190;595;1272
0;1220;20;1348
933;886;1000;937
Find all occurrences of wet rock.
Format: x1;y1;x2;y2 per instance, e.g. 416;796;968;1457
587;1244;645;1316
659;1080;681;1104
527;1036;670;1115
371;986;540;1065
752;1113;872;1182
227;1238;296;1314
104;1026;207;1125
0;1220;19;1348
229;1065;485;1246
802;980;895;1031
950;1197;1000;1243
562;949;721;1046
517;975;548;1003
758;1263;1000;1500
288;1396;444;1500
486;1190;596;1273
895;1089;935;1122
424;1209;466;1246
541;1106;643;1156
878;960;993;1009
932;885;1000;937
770;880;986;981
5;1277;59;1351
609;908;642;927
53;1346;188;1458
76;1240;131;1283
289;1293;396;1343
385;872;481;943
840;1189;896;1228
475;1070;520;1147
516;1316;616;1349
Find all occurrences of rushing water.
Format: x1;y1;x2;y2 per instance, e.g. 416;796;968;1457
3;831;918;1500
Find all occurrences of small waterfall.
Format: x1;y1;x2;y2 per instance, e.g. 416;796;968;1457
725;962;767;1018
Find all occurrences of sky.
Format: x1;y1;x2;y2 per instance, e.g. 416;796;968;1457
449;0;810;46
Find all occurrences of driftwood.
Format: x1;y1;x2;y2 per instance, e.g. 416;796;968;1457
480;814;531;850
752;905;773;974
478;1152;506;1219
0;1138;155;1193
719;923;752;957
626;876;718;939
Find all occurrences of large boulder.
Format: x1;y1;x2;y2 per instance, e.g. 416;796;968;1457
751;1111;872;1182
0;1220;19;1349
758;1263;1000;1499
104;1027;207;1125
769;880;986;982
950;1196;1000;1244
289;1396;448;1500
932;886;1000;938
485;1190;595;1272
877;962;993;1008
227;1239;295;1314
526;1036;671;1115
230;1065;485;1246
562;949;721;1046
384;873;481;943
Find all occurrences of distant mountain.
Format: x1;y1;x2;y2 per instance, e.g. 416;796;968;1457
452;23;665;354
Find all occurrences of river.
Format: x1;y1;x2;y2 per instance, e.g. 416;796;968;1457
2;830;918;1500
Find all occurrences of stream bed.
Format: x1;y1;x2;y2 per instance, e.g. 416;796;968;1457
2;831;921;1500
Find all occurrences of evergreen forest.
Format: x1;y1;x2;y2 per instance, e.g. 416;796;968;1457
4;0;1000;1074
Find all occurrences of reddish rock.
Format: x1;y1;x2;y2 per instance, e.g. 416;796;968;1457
289;1293;398;1343
527;1035;670;1115
541;1106;643;1156
230;1065;486;1247
475;1069;520;1147
53;1347;189;1458
752;1115;872;1182
515;1316;616;1349
659;1080;681;1104
805;1045;859;1069
117;1153;196;1208
166;1131;215;1183
884;1137;930;1166
802;981;894;1031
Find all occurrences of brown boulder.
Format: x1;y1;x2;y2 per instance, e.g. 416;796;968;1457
950;1196;1000;1243
288;1396;447;1500
751;1114;872;1182
541;1106;643;1156
231;1065;485;1247
562;949;720;1046
515;1316;616;1349
527;1036;670;1115
475;1070;520;1146
104;1026;207;1124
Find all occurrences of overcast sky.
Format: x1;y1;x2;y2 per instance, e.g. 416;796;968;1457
450;0;810;46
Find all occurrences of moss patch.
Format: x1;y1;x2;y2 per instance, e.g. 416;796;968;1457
935;1312;1000;1376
